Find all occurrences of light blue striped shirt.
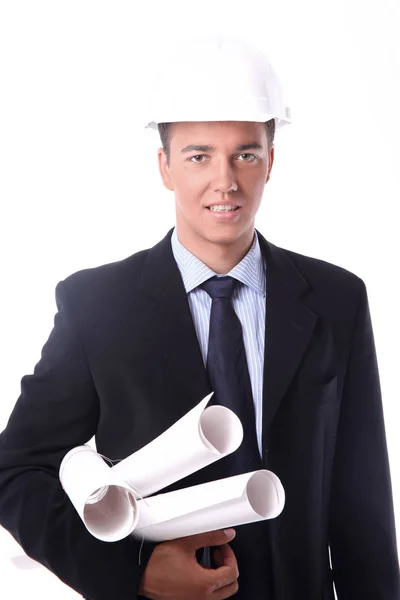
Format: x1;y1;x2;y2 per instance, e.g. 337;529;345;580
171;227;266;457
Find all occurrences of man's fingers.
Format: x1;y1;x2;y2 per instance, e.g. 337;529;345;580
212;547;222;566
207;565;239;600
212;580;240;600
212;544;239;578
182;528;236;552
207;564;239;593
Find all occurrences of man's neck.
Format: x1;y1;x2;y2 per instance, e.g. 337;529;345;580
175;228;255;274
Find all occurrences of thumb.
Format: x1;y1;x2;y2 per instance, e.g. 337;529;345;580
184;528;236;551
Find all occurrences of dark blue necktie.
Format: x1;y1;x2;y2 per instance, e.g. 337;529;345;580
201;276;261;476
197;276;270;588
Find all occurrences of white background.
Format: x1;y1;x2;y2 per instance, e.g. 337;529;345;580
0;0;399;597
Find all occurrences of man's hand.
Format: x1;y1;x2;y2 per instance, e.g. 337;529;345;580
138;529;239;600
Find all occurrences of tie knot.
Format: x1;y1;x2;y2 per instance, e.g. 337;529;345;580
201;276;238;299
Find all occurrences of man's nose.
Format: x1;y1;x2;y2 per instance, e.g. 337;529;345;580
212;160;238;194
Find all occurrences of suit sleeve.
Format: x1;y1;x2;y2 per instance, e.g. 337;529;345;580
0;279;155;600
329;278;400;598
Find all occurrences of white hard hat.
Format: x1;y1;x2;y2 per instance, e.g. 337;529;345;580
145;34;291;131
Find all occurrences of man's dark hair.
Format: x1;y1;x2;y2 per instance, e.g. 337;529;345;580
158;120;276;165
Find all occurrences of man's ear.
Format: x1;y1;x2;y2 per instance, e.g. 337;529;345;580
157;148;174;191
265;145;275;184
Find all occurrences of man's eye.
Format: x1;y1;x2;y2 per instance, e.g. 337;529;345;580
189;153;257;163
238;153;257;162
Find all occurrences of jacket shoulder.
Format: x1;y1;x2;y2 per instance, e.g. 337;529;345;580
273;245;368;345
269;242;366;326
278;244;364;290
58;246;151;305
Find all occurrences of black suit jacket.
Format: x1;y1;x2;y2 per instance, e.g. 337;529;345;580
0;228;399;599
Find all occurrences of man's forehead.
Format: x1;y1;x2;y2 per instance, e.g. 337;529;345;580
170;121;268;151
171;120;265;133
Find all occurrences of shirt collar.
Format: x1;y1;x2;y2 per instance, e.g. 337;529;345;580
171;227;266;296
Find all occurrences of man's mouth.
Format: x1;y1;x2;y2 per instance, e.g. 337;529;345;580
206;205;241;212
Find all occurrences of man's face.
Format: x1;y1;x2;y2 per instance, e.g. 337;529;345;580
158;121;274;248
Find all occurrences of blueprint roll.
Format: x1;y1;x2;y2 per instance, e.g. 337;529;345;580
59;445;138;542
132;469;285;542
112;392;243;498
58;393;244;543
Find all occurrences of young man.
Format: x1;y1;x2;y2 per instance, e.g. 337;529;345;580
0;35;399;600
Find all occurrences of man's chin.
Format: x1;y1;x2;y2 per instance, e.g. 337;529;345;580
199;228;250;246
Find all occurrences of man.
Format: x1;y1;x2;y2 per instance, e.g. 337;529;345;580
0;34;399;600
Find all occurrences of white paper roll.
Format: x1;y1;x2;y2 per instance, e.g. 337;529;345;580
59;446;138;542
112;393;243;498
132;469;285;542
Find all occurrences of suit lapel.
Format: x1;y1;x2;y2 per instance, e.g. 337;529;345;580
256;231;317;458
137;228;211;416
138;228;317;451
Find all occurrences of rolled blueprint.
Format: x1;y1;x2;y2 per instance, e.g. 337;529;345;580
59;445;138;542
132;469;285;542
112;392;244;498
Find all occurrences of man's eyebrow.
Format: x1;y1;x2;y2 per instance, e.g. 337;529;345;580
180;142;264;153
